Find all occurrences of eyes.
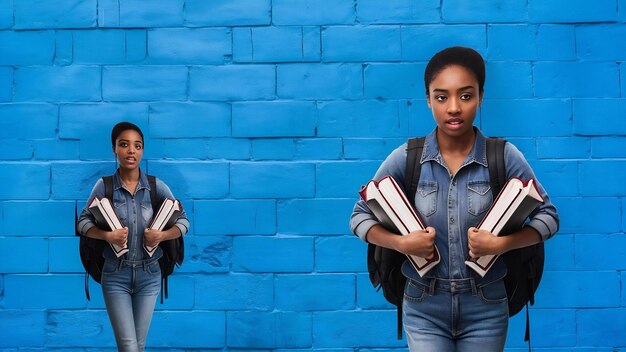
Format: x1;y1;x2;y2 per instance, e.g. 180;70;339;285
118;141;143;150
434;93;474;102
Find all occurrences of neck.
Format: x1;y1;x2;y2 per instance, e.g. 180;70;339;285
436;128;476;154
118;167;140;183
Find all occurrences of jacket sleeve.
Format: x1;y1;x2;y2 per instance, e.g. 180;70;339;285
76;178;105;236
504;142;560;241
155;178;190;236
349;143;408;242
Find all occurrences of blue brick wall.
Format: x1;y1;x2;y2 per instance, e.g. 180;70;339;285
0;1;624;351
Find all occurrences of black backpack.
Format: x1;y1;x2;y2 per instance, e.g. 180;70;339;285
367;137;544;342
76;174;185;303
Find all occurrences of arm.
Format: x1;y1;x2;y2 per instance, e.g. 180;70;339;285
144;178;190;247
77;179;128;246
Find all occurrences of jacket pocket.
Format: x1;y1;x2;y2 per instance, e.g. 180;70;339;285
467;181;492;216
415;181;438;217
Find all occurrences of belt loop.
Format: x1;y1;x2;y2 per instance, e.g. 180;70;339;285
428;278;436;295
117;259;123;271
470;278;477;295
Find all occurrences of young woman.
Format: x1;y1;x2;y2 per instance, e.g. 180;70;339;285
77;122;189;352
350;47;559;351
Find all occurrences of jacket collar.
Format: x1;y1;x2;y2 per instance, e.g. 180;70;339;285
112;168;151;193
420;127;488;168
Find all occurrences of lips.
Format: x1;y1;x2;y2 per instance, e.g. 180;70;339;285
446;118;464;128
125;157;136;164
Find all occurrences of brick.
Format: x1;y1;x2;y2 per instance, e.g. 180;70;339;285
252;139;295;160
275;274;355;310
59;103;149;139
273;0;355;25
231;162;315;198
364;63;425;99
574;99;626;136
119;0;184;27
277;64;362;100
531;160;578;197
52;30;72;66
73;29;125;64
506;138;537;160
147;161;229;199
148;28;231;64
0;0;12;28
317;161;380;197
194;200;276;235
442;0;527;23
233;26;320;63
316;236;366;273
194;274;273;310
103;66;187;101
507;309;576;348
46;310;115;347
535;271;620;308
228;311;311;348
50;161;111;199
318;100;407;138
356;273;394;309
49;237;83;273
0;238;47;272
537;25;576;60
0;66;10;101
481;99;571;137
529;0;617;23
0;104;58;139
206;138;251;160
161;139;206;159
149;311;225;348
580;161;626;196
578;309;626;346
409;99;439;136
190;65;275;101
233;236;313;273
543;235;572;271
0;140;32;160
97;0;119;27
343;138;405;160
278;199;355;235
232;101;315;137
483;62;533;99
577;24;626;60
488;25;538;60
4;274;86;308
0;163;49;199
177;236;230;273
151;275;194;310
623;271;626;306
592;137;626;158
14;0;96;29
534;62;619;98
401;25;486;61
184;0;270;26
323;26;401;62
313;311;406;348
537;138;590;159
126;29;146;62
0;30;54;65
0;310;46;347
554;197;620;233
14;66;101;102
576;234;626;270
295;139;343;160
357;0;439;24
2;201;74;236
149;102;230;138
34;140;80;160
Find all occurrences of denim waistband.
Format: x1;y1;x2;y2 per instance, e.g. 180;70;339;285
412;277;478;295
106;257;159;269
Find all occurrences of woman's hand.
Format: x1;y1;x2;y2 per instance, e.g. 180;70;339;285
398;226;436;258
143;228;163;248
107;227;128;247
467;227;503;258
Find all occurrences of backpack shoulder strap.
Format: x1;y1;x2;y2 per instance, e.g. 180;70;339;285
486;138;506;198
147;175;159;214
405;137;426;200
102;176;114;201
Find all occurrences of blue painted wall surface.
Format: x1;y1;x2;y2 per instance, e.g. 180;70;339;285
0;0;624;350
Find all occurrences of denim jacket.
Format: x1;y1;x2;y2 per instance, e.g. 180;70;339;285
350;128;559;283
77;169;190;261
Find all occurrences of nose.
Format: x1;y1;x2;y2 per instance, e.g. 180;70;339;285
447;97;461;115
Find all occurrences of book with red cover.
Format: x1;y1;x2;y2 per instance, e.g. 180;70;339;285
359;175;440;277
465;177;544;277
144;198;182;257
88;197;128;257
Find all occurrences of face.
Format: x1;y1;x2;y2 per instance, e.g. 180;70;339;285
426;64;482;139
113;129;143;170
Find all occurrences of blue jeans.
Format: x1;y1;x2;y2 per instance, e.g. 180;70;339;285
101;258;161;352
403;277;509;352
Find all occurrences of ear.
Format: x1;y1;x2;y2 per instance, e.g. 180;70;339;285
478;90;484;107
112;145;117;155
426;93;432;109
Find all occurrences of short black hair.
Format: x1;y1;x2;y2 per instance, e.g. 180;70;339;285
424;46;485;95
111;122;144;147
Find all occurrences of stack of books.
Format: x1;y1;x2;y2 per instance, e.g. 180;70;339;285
88;197;128;257
145;199;182;257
